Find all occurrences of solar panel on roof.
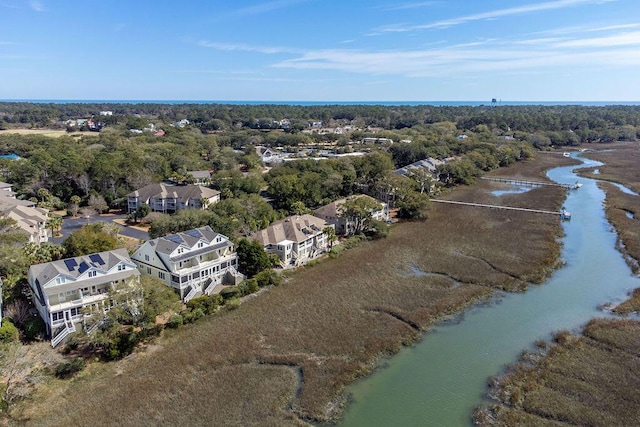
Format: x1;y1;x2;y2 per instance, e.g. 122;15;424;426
165;234;183;244
78;262;89;274
89;254;105;265
63;259;77;271
184;229;202;238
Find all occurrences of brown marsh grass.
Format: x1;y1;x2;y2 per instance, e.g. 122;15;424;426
13;156;573;426
475;319;640;427
474;144;640;426
578;143;640;274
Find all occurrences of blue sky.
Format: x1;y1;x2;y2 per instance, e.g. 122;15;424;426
1;0;639;101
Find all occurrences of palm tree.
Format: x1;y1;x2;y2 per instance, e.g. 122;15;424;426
47;214;63;238
323;226;337;249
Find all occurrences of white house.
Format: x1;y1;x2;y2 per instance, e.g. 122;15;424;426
256;146;286;165
0;204;50;244
131;226;244;302
314;195;388;235
394;157;446;178
253;214;332;267
126;183;220;214
185;170;212;185
27;249;140;347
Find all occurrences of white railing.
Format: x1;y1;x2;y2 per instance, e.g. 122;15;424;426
51;316;76;348
183;286;200;303
204;277;222;295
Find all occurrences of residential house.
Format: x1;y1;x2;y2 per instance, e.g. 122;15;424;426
394;157;446;179
314;195;388;235
172;119;190;128
361;137;393;144
0;183;49;244
0;204;49;244
253;214;332;267
185;170;212;185
131;226;243;302
0;181;14;198
256;146;286;165
27;249;140;347
126;183;220;214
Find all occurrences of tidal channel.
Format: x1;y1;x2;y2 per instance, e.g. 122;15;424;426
339;153;640;426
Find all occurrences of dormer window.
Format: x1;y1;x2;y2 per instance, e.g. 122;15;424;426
177;247;184;254
118;264;126;271
55;277;65;285
88;271;97;278
198;242;204;248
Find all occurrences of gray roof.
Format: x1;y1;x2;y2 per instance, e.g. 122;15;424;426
127;183;219;202
29;248;135;290
253;214;328;246
394;157;445;177
186;170;211;179
147;226;232;261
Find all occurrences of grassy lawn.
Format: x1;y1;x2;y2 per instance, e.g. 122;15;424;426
11;154;574;426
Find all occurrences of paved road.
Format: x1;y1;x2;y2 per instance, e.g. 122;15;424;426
52;213;149;245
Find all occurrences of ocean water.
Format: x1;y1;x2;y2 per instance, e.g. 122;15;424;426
1;99;639;106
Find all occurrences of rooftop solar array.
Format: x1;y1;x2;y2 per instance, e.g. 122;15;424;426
63;259;77;271
78;262;89;274
184;229;203;239
89;253;105;265
165;234;184;244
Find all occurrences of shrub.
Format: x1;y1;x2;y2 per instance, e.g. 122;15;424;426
254;269;282;287
22;316;46;341
220;286;241;301
224;298;241;311
239;279;259;296
167;314;184;329
0;319;19;343
187;294;223;315
55;357;85;379
329;245;345;258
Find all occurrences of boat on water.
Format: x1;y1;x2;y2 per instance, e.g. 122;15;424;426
563;152;571;158
572;181;583;190
560;208;572;220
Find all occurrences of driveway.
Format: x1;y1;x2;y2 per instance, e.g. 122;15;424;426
52;213;149;245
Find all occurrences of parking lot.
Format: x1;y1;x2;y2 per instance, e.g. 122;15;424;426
51;212;150;245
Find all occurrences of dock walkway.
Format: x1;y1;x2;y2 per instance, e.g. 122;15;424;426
481;176;573;189
431;199;564;216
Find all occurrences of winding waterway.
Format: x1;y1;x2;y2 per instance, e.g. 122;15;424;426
339;153;640;426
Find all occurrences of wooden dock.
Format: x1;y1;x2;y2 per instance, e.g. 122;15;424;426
481;176;573;190
431;199;564;216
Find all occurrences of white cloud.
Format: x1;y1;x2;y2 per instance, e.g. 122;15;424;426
376;2;438;11
553;30;640;47
271;37;640;78
29;0;44;12
230;0;309;17
371;0;618;33
198;40;303;55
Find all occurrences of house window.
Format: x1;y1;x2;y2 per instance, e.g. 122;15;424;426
198;242;204;248
70;307;80;317
147;267;151;274
52;312;63;322
88;271;97;278
158;272;165;280
145;254;150;261
55;277;65;285
118;264;126;271
177;248;184;254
